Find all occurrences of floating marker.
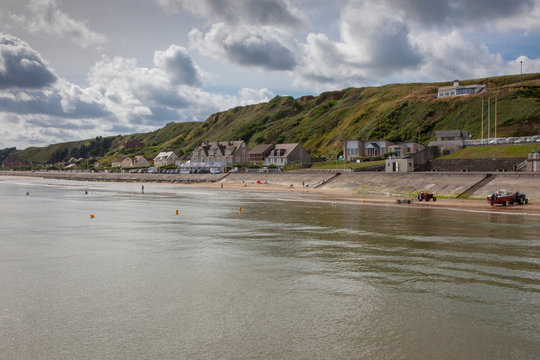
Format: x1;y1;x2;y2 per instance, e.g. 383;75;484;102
361;199;364;203
90;214;95;219
238;206;242;213
176;209;179;215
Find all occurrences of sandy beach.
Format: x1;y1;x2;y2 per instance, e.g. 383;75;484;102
192;180;540;216
2;170;540;216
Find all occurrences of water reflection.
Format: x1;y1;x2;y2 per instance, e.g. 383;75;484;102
1;177;539;359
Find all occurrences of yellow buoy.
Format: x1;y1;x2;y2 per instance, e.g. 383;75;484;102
361;199;364;203
90;214;95;219
176;209;179;215
238;206;242;213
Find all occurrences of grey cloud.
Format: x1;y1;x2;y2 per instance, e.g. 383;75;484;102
157;0;304;28
0;33;57;89
154;45;202;87
18;0;106;49
0;89;110;118
384;0;535;28
226;34;297;70
26;117;97;130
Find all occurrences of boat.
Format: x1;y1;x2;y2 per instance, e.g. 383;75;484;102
487;189;528;206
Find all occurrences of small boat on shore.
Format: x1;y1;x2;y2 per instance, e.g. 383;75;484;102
487;189;528;206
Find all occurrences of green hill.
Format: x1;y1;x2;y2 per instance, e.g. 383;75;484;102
4;73;540;165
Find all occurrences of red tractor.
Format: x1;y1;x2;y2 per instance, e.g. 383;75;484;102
417;192;436;202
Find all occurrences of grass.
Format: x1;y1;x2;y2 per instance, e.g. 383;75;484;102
439;144;539;159
311;160;385;169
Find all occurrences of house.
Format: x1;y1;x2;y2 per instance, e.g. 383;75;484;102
2;156;27;169
262;143;311;168
248;144;275;166
438;80;485;98
343;140;394;160
175;153;191;167
191;140;249;168
365;140;393;157
428;130;471;155
133;155;150;168
343;140;365;161
153;152;178;167
385;158;414;172
388;142;425;158
112;156;133;168
121;140;145;150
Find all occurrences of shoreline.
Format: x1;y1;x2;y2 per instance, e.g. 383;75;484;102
3;171;539;216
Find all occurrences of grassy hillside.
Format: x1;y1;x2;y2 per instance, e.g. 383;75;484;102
6;73;540;164
439;144;539;159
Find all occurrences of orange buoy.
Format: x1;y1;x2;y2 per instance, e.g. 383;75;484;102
90;214;95;219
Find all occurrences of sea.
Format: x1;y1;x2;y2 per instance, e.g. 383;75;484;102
0;176;539;359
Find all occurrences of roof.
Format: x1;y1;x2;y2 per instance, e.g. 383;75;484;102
249;144;274;154
154;151;176;160
114;155;130;162
267;143;300;158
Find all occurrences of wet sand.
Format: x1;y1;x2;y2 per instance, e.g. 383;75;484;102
194;181;540;216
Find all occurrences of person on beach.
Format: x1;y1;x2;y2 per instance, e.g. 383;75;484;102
141;185;144;194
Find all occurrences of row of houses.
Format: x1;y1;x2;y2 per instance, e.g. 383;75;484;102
111;140;312;170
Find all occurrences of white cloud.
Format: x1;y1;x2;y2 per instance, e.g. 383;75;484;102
0;35;275;148
189;23;298;70
14;0;106;49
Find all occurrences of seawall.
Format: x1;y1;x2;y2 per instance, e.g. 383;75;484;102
2;170;539;199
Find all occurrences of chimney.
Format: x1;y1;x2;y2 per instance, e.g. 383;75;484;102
453;80;459;87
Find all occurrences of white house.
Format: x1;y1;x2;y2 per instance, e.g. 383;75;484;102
153;152;178;167
438;80;485;98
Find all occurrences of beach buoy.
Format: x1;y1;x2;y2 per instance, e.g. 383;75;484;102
238;206;242;213
361;199;364;203
90;214;95;219
176;209;179;215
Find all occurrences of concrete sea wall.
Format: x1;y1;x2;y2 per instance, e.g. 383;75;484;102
2;170;539;199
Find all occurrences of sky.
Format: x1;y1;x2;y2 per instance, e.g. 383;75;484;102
1;0;540;149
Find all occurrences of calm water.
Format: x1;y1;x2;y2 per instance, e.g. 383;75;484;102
0;176;539;360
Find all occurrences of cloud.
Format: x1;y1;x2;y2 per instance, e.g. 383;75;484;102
0;33;57;89
153;45;203;87
377;0;539;32
156;0;304;28
294;2;423;89
189;23;297;70
293;0;540;90
14;0;106;49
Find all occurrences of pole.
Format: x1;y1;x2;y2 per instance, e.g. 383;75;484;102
494;97;497;140
487;98;490;141
520;60;523;86
481;98;484;142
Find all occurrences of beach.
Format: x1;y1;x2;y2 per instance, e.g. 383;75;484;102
2;170;540;215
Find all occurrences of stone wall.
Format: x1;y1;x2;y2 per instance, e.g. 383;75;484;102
429;157;527;172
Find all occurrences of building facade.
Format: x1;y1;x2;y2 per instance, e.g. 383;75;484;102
153;152;178;167
262;143;311;168
190;140;249;169
438;80;486;98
